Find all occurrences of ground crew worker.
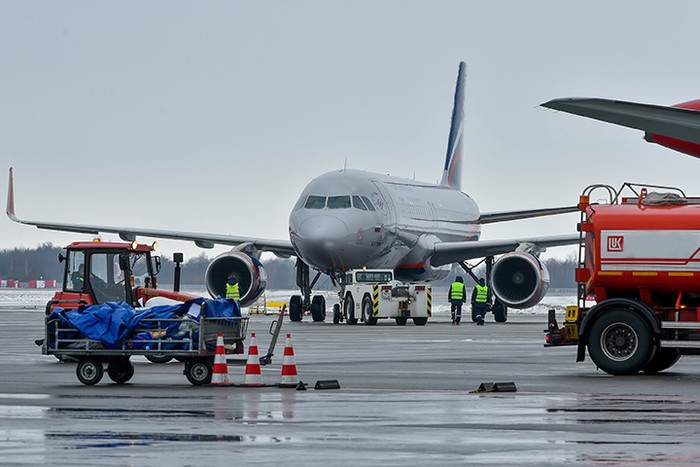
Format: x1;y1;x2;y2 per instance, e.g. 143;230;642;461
70;263;85;292
471;278;490;325
225;275;241;302
449;276;466;325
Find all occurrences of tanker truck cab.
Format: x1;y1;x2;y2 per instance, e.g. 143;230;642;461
339;268;432;326
50;240;193;312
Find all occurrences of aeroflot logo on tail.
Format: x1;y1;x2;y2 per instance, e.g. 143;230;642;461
607;236;624;252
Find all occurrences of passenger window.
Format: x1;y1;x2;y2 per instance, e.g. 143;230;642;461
328;196;351;209
304;196;326;209
352;195;367;210
361;196;376;211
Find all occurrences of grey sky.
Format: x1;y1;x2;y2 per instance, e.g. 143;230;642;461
2;1;700;263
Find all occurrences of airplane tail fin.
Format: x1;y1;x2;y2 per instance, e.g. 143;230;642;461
439;61;466;190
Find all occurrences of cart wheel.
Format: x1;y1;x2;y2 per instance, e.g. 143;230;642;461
146;354;173;364
184;360;213;386
76;359;104;386
107;359;135;384
395;317;407;326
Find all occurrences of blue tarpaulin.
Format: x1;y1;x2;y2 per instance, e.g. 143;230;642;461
49;298;240;349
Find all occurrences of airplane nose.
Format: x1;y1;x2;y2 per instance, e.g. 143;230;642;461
293;215;351;269
298;215;349;244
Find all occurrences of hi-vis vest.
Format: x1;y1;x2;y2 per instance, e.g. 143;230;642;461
450;282;465;300
225;283;240;301
475;284;489;303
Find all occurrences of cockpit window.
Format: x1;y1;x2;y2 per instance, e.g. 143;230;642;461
327;196;351;209
361;196;376;211
304;196;326;209
294;196;306;211
352;195;367;211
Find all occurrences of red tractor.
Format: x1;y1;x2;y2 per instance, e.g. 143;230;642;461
50;240;195;312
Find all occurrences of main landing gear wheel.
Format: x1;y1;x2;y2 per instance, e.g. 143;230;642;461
107;359;135;384
289;295;303;322
311;295;327;322
146;354;173;364
76;359;104;386
184;359;213;386
395;317;407;326
412;317;428;326
643;348;681;374
587;309;655;375
363;295;377;325
332;303;341;324
344;295;357;325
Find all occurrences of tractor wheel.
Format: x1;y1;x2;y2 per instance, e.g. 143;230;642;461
344;295;357;325
332;303;341;324
363;295;377;325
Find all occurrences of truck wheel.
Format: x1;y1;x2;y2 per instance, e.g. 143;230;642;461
493;301;508;323
146;354;173;364
76;359;104;386
363;295;377;325
107;359;135;384
344;295;357;325
413;317;428;326
311;295;326;322
184;359;213;386
395;317;407;326
289;295;303;322
587;310;655;375
643;348;680;374
332;303;341;324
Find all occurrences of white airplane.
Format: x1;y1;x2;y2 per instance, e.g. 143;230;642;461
7;62;579;323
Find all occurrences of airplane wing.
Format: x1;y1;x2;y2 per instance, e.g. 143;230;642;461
541;97;700;145
479;206;578;224
6;168;296;257
430;234;580;267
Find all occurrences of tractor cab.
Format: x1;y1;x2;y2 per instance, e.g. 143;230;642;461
53;240;160;309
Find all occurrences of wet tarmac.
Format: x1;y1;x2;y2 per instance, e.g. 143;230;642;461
2;308;700;465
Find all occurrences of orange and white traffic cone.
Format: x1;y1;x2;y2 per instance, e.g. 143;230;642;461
279;333;299;388
210;332;230;385
243;332;264;386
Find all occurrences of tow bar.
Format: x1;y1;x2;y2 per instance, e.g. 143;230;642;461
259;304;286;366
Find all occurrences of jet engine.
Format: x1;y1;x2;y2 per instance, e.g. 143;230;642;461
205;251;267;307
490;252;549;309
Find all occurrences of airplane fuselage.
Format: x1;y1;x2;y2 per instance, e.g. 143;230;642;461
288;169;481;281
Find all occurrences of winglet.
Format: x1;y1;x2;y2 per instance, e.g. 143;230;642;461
439;61;466;190
6;167;19;223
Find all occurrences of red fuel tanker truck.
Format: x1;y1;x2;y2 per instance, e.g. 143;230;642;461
546;183;700;375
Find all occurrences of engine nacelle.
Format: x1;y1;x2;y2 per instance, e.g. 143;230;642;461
205;251;267;307
490;252;549;309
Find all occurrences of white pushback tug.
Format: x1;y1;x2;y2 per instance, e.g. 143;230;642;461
334;269;431;326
